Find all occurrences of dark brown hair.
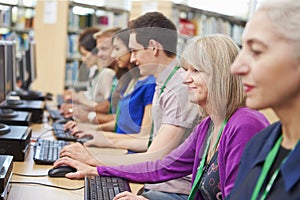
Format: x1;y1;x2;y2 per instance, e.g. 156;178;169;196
129;12;177;57
78;27;100;54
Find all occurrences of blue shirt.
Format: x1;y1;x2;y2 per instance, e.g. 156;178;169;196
115;76;155;134
227;122;300;200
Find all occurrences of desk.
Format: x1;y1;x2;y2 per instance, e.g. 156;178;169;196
8;120;142;199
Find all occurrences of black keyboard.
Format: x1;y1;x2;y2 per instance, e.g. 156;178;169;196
33;139;70;164
84;176;131;200
48;109;63;121
52;123;77;141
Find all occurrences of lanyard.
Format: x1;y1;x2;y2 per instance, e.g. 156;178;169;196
147;66;181;148
114;105;121;132
252;136;298;200
251;135;282;200
188;119;227;200
159;66;181;96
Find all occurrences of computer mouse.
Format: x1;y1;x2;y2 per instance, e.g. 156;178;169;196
48;165;77;177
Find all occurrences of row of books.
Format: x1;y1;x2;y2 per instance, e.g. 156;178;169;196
0;6;34;29
65;60;89;90
65;61;79;88
68;9;128;31
0;31;33;53
178;15;244;45
174;6;245;46
0;6;11;27
66;34;80;59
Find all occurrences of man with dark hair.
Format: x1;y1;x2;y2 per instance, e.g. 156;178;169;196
129;12;178;57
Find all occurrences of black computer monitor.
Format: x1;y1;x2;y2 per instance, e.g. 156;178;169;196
17;52;27;90
23;41;37;90
0;41;5;103
4;41;16;95
17;52;27;84
0;41;18;119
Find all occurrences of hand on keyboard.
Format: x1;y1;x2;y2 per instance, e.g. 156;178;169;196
59;143;98;167
52;123;77;141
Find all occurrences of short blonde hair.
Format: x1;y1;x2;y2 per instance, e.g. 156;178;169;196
181;34;245;120
93;27;121;39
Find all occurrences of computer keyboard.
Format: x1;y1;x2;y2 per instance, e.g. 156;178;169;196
48;109;63;121
52;123;77;141
84;176;131;200
33;139;70;164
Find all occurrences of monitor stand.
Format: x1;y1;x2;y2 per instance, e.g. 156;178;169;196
0;124;10;135
15;89;45;101
0;108;18;118
0;109;31;126
0;100;45;123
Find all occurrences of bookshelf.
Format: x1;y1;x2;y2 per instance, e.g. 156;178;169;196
172;3;246;54
0;0;35;55
66;1;129;89
32;0;129;95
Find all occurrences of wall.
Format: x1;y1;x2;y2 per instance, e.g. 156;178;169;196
31;0;68;95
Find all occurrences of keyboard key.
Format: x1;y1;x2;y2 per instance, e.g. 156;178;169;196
84;176;131;200
52;123;77;141
33;139;70;165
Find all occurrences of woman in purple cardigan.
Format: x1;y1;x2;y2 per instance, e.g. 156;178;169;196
54;34;270;200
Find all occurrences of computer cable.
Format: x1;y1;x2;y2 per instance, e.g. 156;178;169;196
10;181;84;191
31;128;54;142
13;172;48;177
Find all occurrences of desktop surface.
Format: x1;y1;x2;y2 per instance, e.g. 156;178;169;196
7;121;142;200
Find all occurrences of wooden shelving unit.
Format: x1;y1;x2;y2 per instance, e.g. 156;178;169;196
32;0;129;95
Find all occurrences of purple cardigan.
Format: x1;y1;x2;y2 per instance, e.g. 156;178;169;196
97;107;270;199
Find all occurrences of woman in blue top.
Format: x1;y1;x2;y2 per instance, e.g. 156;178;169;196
228;0;300;199
73;29;156;153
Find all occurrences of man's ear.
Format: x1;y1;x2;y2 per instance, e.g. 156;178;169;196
149;39;161;55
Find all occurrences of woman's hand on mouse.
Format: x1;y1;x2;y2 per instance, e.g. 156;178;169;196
53;156;98;179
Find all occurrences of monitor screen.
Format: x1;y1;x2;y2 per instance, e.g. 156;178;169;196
0;41;5;102
23;41;37;90
16;52;26;86
5;41;16;95
30;41;37;82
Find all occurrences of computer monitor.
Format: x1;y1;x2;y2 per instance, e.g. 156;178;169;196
17;52;27;90
4;41;17;95
23;41;37;90
0;41;5;103
0;41;18;120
